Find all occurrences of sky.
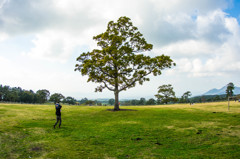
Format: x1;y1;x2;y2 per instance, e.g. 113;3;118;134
0;0;240;100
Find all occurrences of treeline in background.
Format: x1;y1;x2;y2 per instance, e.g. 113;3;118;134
118;95;228;106
0;84;237;106
0;84;76;105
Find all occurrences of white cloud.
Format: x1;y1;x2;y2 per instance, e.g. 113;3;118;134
0;0;239;98
23;26;102;62
0;55;101;97
196;10;230;43
0;55;9;64
24;31;77;63
0;32;8;41
0;56;30;87
0;0;8;8
152;8;240;78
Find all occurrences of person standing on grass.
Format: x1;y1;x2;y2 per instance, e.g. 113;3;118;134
54;102;62;128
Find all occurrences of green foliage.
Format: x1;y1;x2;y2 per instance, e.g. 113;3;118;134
75;16;175;110
0;85;23;102
49;93;65;104
79;97;88;104
119;97;146;106
63;96;77;105
0;84;79;105
139;97;146;105
85;100;95;106
188;94;227;103
20;90;36;103
0;85;41;103
36;89;50;103
108;98;115;105
146;98;156;105
179;91;192;103
226;82;234;97
155;84;177;104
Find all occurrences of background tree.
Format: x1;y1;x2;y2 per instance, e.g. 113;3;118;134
131;99;138;105
36;89;50;104
108;98;115;105
11;87;23;102
1;85;10;101
226;82;234;98
155;84;176;104
79;98;88;104
180;91;192;103
20;90;35;103
95;100;102;106
146;98;156;105
226;82;234;111
0;85;3;101
138;97;146;105
49;93;65;104
85;100;95;106
75;16;175;111
63;96;77;105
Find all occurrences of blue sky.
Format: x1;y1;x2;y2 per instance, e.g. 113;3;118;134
225;0;240;21
0;0;240;100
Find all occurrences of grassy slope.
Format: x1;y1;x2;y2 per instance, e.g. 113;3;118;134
0;102;240;158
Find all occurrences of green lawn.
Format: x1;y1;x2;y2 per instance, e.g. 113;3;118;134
0;102;240;158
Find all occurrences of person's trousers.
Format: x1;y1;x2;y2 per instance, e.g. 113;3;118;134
54;115;61;127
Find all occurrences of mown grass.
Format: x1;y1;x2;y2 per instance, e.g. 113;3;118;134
0;102;240;158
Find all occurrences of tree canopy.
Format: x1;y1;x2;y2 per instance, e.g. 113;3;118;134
63;96;77;105
36;89;50;103
155;84;176;104
49;93;65;104
226;82;234;97
75;16;175;110
108;98;115;105
180;91;192;103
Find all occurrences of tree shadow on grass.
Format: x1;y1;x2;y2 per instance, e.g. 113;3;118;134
106;109;138;112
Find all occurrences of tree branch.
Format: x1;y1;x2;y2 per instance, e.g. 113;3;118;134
103;81;115;91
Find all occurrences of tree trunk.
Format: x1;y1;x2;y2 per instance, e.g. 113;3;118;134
113;70;120;111
114;90;120;111
228;96;230;111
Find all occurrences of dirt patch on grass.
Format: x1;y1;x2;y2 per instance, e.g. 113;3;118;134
166;126;175;129
31;146;42;151
104;120;139;126
177;127;196;132
131;137;142;141
221;126;240;138
165;125;196;132
31;128;46;135
196;121;221;129
122;121;138;124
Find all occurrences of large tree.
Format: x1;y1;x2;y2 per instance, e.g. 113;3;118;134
36;89;50;103
155;84;176;104
139;97;146;105
226;82;234;97
180;91;192;103
49;93;65;104
75;16;175;110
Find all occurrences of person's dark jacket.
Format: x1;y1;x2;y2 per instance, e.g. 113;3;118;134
55;104;62;116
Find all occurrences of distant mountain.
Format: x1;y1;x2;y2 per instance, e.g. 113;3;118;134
203;85;240;95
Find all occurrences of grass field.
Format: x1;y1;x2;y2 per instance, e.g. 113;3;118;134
0;102;240;159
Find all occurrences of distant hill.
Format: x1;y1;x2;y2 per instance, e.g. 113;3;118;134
203;85;240;95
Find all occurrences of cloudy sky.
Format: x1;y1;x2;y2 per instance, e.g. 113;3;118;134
0;0;240;100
